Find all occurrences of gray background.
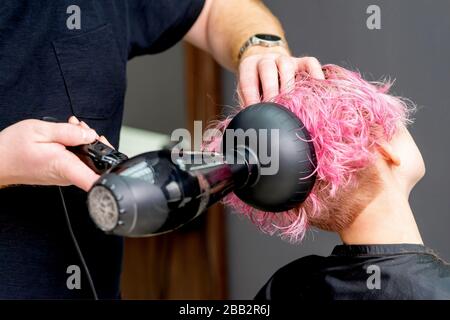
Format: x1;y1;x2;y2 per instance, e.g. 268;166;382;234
123;45;185;135
123;0;450;299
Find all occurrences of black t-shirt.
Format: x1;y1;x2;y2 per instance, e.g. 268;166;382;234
0;0;205;298
255;244;450;300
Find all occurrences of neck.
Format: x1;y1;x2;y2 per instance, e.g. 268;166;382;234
339;186;423;245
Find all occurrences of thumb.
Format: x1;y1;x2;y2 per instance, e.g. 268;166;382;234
57;152;100;191
41;122;98;146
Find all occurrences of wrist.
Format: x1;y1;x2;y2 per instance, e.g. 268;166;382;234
235;33;290;66
240;44;290;59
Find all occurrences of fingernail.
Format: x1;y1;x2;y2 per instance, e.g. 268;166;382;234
70;116;80;124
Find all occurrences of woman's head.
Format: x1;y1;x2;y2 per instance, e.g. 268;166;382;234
207;64;420;242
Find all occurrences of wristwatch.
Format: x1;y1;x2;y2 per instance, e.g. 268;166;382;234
238;34;286;61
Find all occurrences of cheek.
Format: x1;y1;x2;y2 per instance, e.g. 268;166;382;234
404;137;425;184
414;146;426;180
392;127;425;186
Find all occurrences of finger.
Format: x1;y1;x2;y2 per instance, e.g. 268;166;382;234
38;122;98;146
56;152;100;192
98;135;115;149
238;59;261;106
297;57;325;80
68;116;80;125
257;58;279;101
79;121;90;129
276;56;296;93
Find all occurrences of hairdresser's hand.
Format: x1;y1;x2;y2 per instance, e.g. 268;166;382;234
67;116;114;148
238;46;324;106
0;118;106;192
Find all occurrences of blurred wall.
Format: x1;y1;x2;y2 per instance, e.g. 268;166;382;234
123;0;450;300
222;0;450;299
123;44;185;134
122;44;227;299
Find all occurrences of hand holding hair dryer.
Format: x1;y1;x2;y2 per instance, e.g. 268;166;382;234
67;103;317;237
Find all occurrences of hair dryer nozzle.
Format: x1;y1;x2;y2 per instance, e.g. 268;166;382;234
222;102;317;212
85;103;317;237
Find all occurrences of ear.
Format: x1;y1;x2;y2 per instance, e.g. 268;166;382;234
377;141;401;166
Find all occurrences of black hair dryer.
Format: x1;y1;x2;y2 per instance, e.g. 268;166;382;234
73;103;316;237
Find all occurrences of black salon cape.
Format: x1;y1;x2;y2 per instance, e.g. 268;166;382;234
0;0;205;299
255;244;450;300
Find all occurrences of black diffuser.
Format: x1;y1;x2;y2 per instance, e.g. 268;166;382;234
67;103;317;237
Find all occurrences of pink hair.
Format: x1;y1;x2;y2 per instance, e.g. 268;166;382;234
205;64;414;243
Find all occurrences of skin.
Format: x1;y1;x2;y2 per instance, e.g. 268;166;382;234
0;117;112;192
0;0;323;191
339;125;426;245
185;0;324;105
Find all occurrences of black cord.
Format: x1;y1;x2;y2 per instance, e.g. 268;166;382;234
58;187;99;300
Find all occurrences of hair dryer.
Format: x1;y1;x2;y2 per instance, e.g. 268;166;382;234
61;102;317;237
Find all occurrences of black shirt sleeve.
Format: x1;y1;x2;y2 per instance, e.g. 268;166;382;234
127;0;205;59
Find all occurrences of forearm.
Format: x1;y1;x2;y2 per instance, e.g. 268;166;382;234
206;0;289;71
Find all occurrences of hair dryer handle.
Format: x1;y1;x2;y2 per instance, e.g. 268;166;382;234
67;141;128;174
42;117;128;174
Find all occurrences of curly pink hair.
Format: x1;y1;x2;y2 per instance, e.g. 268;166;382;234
206;64;414;242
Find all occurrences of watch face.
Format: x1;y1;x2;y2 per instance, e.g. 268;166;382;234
255;34;282;42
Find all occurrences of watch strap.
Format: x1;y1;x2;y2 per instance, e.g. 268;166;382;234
238;34;285;61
